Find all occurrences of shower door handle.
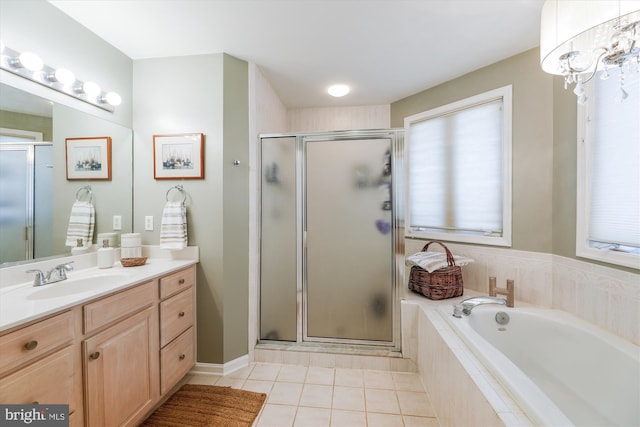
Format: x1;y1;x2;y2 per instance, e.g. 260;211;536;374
303;231;307;249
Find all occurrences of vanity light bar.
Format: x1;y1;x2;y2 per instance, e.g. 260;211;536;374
0;45;120;113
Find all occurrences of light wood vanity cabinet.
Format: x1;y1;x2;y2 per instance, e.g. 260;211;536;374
0;311;79;418
83;283;159;427
0;264;196;427
159;268;195;395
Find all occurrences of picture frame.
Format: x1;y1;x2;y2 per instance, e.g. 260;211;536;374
65;136;112;180
153;133;205;180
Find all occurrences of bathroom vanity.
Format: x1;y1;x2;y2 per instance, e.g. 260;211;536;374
0;253;197;426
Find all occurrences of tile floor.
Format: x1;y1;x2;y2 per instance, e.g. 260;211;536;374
187;362;440;427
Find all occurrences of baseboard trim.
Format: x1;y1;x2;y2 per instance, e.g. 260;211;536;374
189;354;249;377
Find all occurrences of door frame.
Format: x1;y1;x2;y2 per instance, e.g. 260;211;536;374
258;129;404;350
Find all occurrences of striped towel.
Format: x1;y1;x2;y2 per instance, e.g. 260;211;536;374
65;201;95;247
160;201;188;250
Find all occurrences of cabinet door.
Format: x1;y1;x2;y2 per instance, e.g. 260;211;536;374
84;306;159;427
0;346;74;411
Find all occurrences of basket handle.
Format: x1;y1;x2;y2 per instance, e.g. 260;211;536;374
421;241;456;267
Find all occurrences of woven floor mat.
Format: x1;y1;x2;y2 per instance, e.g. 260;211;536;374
140;384;267;427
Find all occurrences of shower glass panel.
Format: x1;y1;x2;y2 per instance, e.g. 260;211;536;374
0;146;30;263
305;138;393;342
0;143;53;263
260;137;298;341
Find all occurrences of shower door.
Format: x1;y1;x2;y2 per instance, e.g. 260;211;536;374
304;137;394;343
259;130;402;347
0;143;53;263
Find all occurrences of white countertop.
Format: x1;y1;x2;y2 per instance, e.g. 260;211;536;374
0;247;198;332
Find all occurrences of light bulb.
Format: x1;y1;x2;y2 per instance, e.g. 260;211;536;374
16;52;43;71
104;92;121;106
54;68;75;86
328;84;350;97
82;81;101;97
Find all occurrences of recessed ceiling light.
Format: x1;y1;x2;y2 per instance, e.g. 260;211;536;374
328;84;350;97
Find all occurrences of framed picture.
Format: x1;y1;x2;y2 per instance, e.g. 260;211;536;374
65;136;112;180
153;133;205;180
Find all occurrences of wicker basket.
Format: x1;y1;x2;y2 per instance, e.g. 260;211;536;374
408;241;463;300
121;257;147;267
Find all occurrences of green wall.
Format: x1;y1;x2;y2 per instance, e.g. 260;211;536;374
222;55;250;363
551;75;578;259
0;111;53;141
391;47;636;273
133;53;249;364
392;48;555;254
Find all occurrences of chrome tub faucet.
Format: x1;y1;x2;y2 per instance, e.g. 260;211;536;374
452;277;515;318
26;261;74;286
452;296;507;318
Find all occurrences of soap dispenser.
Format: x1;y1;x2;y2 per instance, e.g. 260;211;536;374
71;238;88;255
97;239;115;269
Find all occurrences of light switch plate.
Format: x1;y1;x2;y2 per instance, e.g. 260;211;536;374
144;215;154;231
113;215;122;230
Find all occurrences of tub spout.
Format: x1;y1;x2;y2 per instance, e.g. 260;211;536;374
452;296;507;318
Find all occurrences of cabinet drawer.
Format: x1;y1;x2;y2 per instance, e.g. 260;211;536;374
84;281;155;334
0;311;74;376
0;346;75;412
160;287;193;347
159;266;194;299
160;327;194;395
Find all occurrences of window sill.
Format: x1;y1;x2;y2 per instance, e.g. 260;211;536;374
576;245;640;270
406;229;511;247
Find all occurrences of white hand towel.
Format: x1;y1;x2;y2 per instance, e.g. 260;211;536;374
65;201;95;247
160;201;187;250
405;251;474;273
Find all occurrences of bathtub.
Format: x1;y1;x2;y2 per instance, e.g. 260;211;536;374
437;304;640;427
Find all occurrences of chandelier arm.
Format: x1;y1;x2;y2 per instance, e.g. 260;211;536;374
581;50;611;85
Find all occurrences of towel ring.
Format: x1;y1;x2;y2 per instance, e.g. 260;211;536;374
166;185;187;202
75;185;93;203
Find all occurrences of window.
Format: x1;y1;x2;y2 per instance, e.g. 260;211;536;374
577;68;640;269
405;85;512;246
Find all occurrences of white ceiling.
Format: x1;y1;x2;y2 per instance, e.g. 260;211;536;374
49;0;545;108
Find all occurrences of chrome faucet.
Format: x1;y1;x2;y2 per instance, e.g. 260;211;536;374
452;296;507;318
26;261;74;286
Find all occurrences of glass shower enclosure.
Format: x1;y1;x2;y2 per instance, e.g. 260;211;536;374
259;130;403;348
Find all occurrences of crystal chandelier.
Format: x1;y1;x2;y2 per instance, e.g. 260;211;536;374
540;0;640;104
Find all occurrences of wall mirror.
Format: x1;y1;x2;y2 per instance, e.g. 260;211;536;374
0;82;133;266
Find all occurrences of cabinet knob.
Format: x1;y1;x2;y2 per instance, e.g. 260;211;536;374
89;351;101;360
24;340;38;351
178;311;185;318
178;278;185;284
179;354;186;361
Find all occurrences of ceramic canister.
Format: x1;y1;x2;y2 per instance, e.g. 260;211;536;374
97;232;118;248
120;233;141;248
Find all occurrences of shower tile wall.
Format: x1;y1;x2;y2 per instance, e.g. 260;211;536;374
405;240;640;345
254;348;417;373
287;105;390;133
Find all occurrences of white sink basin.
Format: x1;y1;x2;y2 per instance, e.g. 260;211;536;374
26;272;129;300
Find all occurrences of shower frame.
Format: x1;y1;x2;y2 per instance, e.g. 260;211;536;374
258;129;405;351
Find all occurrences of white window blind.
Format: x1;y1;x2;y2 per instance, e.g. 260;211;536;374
405;86;512;246
577;66;640;269
587;68;640;249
